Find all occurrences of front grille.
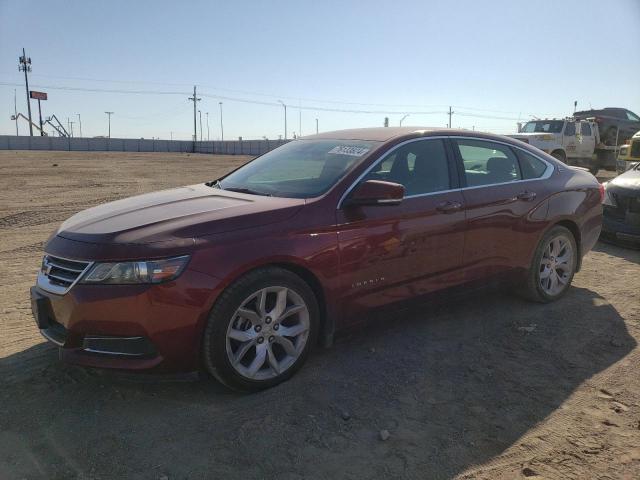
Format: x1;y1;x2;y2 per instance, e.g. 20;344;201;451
630;140;640;159
38;254;92;294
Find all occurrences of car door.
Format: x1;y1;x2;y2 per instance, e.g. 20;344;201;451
578;121;596;158
451;137;554;281
336;138;466;323
562;121;579;159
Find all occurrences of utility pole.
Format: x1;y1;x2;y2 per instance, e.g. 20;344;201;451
18;48;33;136
77;113;82;137
205;112;210;141
105;111;114;138
448;106;454;128
315;118;318;134
278;100;287;139
13;89;18;135
69;121;75;138
198;109;203;142
188;86;201;142
219;102;224;141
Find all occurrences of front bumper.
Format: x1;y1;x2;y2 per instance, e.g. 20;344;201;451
30;267;220;372
602;211;640;244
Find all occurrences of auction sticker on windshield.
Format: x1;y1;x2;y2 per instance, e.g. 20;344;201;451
328;145;370;157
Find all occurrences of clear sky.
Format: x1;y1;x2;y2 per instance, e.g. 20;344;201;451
1;0;639;140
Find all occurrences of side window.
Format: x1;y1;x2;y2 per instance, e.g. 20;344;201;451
564;123;576;136
454;139;521;187
361;139;451;196
626;111;640;122
581;123;592;136
516;150;549;179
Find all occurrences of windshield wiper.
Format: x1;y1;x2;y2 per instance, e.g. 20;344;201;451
223;187;272;197
205;180;272;196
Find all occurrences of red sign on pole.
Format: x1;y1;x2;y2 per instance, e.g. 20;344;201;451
30;91;47;100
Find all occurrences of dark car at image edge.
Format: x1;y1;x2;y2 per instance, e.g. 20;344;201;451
601;162;640;245
30;127;603;391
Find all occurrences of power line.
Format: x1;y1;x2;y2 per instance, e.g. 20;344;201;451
0;80;553;121
0;75;559;117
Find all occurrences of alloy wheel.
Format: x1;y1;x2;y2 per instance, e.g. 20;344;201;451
225;286;310;381
539;234;574;296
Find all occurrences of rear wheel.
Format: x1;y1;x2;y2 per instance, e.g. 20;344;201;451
521;226;577;303
551;150;566;163
203;267;319;392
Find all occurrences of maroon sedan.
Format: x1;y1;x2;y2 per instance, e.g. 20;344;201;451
31;128;603;391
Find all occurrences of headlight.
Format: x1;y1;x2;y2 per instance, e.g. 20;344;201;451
80;255;190;284
601;182;616;207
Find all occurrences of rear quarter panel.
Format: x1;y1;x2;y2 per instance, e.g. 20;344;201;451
545;168;602;261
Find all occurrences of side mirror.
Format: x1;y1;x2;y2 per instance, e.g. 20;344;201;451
344;180;405;207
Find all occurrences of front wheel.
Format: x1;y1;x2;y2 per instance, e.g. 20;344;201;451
203;267;319;392
521;226;577;303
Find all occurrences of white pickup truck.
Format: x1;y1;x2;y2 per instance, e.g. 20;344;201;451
510;118;616;174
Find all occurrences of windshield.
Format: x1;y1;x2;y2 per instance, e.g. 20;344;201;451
217;139;380;198
521;121;564;133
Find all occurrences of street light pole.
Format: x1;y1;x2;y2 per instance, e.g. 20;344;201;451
400;114;409;126
219;102;224;141
198;109;203;143
278;100;287;140
105;111;114;138
206;112;210;141
77;113;82;137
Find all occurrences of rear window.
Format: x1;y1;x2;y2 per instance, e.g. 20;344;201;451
454;139;521;187
517;150;548;179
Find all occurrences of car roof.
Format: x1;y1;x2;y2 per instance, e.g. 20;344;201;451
300;127;445;141
300;126;522;145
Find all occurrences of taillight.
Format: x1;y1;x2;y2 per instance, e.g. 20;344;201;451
599;183;605;202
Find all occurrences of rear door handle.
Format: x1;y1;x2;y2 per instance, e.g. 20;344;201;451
516;191;537;201
436;200;463;214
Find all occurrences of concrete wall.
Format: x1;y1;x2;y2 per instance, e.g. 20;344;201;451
0;136;289;156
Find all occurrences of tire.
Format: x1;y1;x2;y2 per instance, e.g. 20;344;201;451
604;127;618;146
551;150;566;163
203;267;319;392
521;226;578;303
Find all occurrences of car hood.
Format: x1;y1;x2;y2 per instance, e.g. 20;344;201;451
609;168;640;190
56;184;305;245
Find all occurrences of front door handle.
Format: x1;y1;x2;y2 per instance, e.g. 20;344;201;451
516;191;537;201
436;200;463;214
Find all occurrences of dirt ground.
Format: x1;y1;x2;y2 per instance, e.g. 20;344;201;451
0;150;638;480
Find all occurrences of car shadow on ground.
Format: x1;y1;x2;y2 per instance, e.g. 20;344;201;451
0;286;635;479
